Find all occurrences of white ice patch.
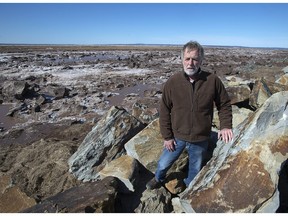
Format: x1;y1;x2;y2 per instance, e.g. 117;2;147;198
283;113;287;121
107;68;151;75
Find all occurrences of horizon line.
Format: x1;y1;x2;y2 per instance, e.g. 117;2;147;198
0;43;288;50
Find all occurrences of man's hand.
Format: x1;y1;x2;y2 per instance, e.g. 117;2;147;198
164;139;176;152
218;128;233;143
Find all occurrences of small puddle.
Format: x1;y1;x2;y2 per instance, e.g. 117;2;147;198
0;104;19;131
107;83;161;106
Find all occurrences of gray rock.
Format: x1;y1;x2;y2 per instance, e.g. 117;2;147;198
68;106;145;181
135;186;173;213
282;66;288;74
180;91;288;213
21;176;119;213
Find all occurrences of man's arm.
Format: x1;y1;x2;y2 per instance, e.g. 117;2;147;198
214;77;234;143
159;83;174;141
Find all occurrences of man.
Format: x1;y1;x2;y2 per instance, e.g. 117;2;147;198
146;41;233;190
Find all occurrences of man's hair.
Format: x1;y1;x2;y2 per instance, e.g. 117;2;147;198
181;41;204;60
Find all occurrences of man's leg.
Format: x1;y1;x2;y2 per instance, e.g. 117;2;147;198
155;138;186;183
146;138;187;190
184;140;208;187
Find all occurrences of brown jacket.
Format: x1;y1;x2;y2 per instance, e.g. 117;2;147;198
160;69;232;142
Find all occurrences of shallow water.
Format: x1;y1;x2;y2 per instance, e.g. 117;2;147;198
108;83;161;107
0;104;18;131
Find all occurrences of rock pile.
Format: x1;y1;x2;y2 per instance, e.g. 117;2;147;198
21;90;288;213
0;46;288;213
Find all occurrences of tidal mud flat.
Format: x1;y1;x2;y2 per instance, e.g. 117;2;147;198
0;45;288;212
0;44;287;131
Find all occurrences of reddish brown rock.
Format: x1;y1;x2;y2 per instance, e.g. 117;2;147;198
226;85;251;105
21;176;119;213
249;78;288;109
0;174;36;213
180;91;288;213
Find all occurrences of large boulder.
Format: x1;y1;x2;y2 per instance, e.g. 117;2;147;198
135;186;173;213
124;118;188;174
226;84;251;105
2;81;31;101
213;105;253;130
249;78;288;109
0;174;36;213
68;106;145;181
10;138;79;201
40;84;70;100
180;91;288;213
99;155;140;193
21;176;119;213
276;74;288;85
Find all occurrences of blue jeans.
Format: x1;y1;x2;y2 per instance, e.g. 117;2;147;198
155;138;208;187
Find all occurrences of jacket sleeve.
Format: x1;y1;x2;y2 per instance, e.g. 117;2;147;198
159;82;174;140
214;77;233;130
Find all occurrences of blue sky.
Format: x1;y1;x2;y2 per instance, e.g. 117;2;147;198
0;3;288;48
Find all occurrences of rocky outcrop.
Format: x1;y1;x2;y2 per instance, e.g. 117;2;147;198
213;105;253;129
124;118;188;174
134;187;173;213
9;138;80;200
1;47;288;213
21;176;119;213
276;74;288;85
0;174;36;213
131;101;159;125
68;106;145;181
180;91;288;213
2;81;31;101
226;84;251;105
249;78;288;109
99;155;140;193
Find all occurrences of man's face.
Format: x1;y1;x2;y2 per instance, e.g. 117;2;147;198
182;48;202;76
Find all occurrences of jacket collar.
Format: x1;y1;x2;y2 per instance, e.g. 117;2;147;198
182;68;205;82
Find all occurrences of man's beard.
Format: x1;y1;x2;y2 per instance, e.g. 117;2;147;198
184;67;199;76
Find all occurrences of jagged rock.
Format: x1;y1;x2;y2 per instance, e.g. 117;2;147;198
10;138;79;201
21;176;119;213
135;186;173;213
282;66;288;74
171;197;185;213
231;106;253;128
125;118;188;174
276;74;288;85
164;172;186;195
226;84;251;105
132;101;159;125
40;84;70;100
99;155;140;193
249;78;288;109
180;91;288;213
36;94;48;105
68;106;145;181
225;75;252;86
2;81;30;101
213;105;253;130
0;174;36;213
6;103;27;117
